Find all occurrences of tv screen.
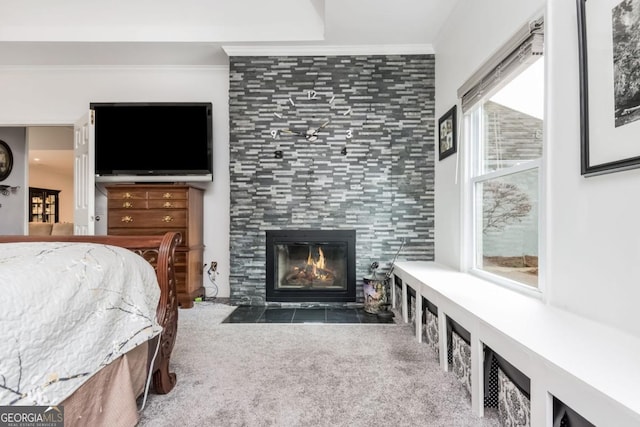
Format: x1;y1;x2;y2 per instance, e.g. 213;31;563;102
91;102;213;181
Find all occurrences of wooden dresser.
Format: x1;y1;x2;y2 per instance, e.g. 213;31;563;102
106;184;204;308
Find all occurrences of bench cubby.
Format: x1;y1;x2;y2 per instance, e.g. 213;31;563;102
392;261;640;426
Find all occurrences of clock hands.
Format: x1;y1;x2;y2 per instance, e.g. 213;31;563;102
281;118;331;142
280;128;306;137
306;119;331;141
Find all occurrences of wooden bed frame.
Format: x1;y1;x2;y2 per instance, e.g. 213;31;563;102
0;231;181;395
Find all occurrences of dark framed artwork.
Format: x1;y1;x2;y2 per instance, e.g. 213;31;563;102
438;105;457;161
578;0;640;176
0;140;13;182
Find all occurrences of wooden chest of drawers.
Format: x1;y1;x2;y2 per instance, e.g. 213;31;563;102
106;184;204;308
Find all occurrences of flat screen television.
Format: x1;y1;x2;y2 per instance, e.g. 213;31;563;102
91;102;213;182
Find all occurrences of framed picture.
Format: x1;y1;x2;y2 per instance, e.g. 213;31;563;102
0;140;13;182
578;0;640;176
438;105;457;161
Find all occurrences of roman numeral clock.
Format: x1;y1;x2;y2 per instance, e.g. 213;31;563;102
270;89;353;158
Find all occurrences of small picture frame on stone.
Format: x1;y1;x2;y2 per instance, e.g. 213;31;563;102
438;105;457;161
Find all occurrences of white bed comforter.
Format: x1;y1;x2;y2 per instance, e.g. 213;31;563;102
0;242;162;406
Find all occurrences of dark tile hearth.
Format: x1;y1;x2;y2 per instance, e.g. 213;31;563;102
222;307;395;324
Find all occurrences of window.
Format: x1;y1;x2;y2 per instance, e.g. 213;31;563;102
461;19;544;290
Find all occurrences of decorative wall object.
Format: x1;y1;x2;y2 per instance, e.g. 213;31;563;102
0;140;13;181
438;105;457;160
0;185;19;196
229;55;435;305
578;0;640;176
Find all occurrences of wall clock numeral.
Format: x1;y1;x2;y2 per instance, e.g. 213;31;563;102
270;129;279;139
346;129;353;139
307;90;317;100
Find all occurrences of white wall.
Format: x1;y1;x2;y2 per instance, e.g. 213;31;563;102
0;127;27;234
0;65;231;298
434;0;545;271
434;0;640;338
544;0;640;337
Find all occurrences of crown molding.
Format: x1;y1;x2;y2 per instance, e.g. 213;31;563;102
0;64;229;71
222;44;434;57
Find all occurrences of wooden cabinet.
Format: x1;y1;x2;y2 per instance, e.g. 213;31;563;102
106;184;204;308
29;187;60;223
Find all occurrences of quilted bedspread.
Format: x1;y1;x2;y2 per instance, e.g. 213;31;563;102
0;242;162;405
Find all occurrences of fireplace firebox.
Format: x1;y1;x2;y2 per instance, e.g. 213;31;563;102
266;230;356;302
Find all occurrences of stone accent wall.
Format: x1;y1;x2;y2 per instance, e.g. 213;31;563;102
229;55;435;306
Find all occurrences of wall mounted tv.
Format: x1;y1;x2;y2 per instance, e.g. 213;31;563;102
91;102;213;182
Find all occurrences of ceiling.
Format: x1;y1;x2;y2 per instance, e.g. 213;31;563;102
0;0;459;66
27;127;74;177
4;0;459;176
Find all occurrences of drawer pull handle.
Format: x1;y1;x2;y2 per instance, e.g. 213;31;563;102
163;202;173;208
162;193;173;199
123;192;132;199
122;201;133;209
121;216;134;223
162;215;174;223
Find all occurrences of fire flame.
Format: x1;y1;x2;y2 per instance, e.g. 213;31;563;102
284;245;334;286
307;247;326;278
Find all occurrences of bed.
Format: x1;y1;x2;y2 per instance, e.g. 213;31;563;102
0;231;180;426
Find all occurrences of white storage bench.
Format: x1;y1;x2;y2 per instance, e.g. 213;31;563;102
391;261;640;427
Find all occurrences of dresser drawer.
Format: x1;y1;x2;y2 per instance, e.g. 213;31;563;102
108;189;147;200
147;189;188;200
108;199;188;209
147;199;188;209
175;271;187;293
174;251;187;266
108;199;148;210
107;227;190;246
108;210;187;228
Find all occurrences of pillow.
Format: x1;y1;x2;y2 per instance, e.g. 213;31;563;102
498;367;531;426
451;330;472;397
51;222;74;236
29;222;53;236
425;310;439;358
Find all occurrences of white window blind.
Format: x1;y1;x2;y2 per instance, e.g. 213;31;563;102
458;17;544;113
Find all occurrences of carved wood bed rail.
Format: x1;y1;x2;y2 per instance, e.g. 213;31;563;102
0;231;181;394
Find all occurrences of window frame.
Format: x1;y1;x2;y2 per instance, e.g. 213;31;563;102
460;50;546;298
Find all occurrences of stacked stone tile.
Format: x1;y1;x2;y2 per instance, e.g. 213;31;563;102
229;55;435;306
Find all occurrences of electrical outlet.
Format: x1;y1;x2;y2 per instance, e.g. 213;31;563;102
208;261;217;274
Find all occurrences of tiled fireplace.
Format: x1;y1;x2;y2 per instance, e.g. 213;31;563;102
229;54;435;306
266;230;356;302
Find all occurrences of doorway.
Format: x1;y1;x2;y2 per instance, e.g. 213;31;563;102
27;126;75;224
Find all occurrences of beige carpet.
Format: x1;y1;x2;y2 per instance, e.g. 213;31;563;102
138;301;499;427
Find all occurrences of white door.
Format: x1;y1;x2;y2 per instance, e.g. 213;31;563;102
73;111;95;235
